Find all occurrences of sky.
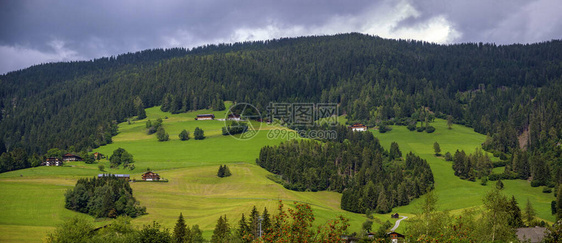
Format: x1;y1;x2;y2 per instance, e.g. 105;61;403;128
1;0;561;74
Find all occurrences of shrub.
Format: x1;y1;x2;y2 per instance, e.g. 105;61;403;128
543;187;553;193
444;152;453;161
425;126;436;133
407;123;416;131
379;125;390;133
416;126;425;132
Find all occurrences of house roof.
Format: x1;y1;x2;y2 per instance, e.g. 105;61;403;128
350;123;366;128
387;232;405;238
516;227;547;243
197;114;215;117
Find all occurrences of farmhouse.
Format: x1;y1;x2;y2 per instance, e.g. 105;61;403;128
391;213;400;219
196;114;215;120
387;232;405;243
350;123;367;132
142;171;161;181
42;157;61;166
62;153;83;162
98;174;130;181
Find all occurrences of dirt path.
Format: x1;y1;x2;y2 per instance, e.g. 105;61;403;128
391;216;408;232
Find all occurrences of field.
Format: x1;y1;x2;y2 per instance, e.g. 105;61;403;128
376;120;556;222
0;106;556;242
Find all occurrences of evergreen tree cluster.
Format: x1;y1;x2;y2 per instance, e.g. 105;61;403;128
452;148;493;181
221;121;248;135
0;147;41;172
64;175;146;218
2;33;562;177
217;165;232;178
257;126;434;213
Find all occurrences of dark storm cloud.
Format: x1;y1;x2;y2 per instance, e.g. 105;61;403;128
1;0;561;74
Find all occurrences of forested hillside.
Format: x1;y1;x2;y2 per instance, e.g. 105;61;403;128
1;33;562;176
257;126;434;213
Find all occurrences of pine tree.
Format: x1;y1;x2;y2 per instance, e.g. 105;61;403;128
557;187;562;220
447;115;453;129
389;142;401;160
507;196;523;227
524;198;536;225
137;106;147;120
217;165;224;177
190;224;204;243
375;190;390;213
262;207;271;235
249;206;259;239
223;165;231;177
211;215;231;243
237;214;250;242
173;213;189;243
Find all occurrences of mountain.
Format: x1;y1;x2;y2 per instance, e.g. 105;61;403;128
1;33;562;175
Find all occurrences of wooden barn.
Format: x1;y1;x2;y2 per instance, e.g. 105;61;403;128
142;171;161;181
62;153;83;162
196;114;215;120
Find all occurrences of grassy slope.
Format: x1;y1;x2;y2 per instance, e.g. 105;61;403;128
0;106;379;242
375;119;556;222
0;110;555;242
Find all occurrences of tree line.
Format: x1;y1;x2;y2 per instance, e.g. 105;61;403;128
257;126;434;214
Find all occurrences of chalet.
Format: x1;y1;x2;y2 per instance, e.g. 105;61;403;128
42;157;61;166
516;227;546;243
98;174;130;181
350;123;367;132
227;114;241;121
196;114;215;120
387;232;405;243
391;213;400;219
62;153;83;162
142;171;161;181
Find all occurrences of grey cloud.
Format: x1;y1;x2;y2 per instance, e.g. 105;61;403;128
1;0;561;74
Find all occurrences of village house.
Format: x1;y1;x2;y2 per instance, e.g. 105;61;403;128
196;114;215;120
391;213;400;219
142;171;161;181
350;123;367;132
42;157;62;166
387;232;405;243
62;153;83;162
98;174;130;181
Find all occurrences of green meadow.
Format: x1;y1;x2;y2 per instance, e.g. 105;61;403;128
375;119;556;222
0;106;555;242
